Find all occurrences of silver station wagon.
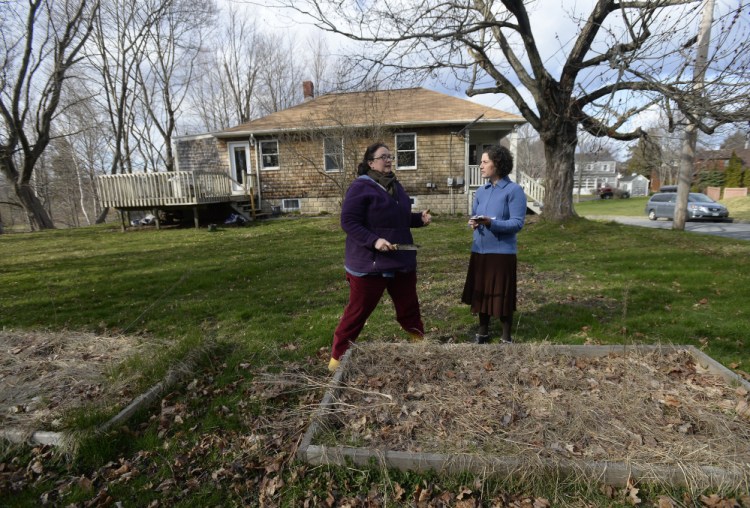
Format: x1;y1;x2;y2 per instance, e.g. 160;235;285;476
645;192;730;221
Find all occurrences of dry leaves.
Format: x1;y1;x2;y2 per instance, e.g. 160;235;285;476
3;342;750;507
325;343;750;479
0;330;146;431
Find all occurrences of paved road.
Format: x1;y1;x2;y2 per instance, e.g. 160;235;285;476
584;216;750;241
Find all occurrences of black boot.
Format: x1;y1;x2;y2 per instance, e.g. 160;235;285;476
474;334;490;344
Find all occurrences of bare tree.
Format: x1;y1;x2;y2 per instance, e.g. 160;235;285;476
135;0;216;171
87;0;174;222
275;0;750;221
184;5;266;132
0;0;100;230
256;33;304;114
514;123;545;179
720;126;749;151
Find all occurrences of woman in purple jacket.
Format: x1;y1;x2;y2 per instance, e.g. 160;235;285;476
328;142;432;371
462;145;526;344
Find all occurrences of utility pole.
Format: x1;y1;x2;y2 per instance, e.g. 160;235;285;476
674;0;714;230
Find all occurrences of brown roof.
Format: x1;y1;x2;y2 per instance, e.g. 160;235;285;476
217;87;524;137
696;148;750;164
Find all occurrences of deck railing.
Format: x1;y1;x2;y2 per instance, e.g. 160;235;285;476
96;171;234;208
467;165;545;209
468;165;482;187
516;171;545;208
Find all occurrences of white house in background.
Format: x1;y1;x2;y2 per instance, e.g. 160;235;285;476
617;174;649;197
573;160;619;195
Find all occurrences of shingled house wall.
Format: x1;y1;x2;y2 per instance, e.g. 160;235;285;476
175;136;228;173
175;127;480;215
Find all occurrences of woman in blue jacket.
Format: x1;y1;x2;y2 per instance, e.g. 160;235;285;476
328;142;432;371
462;145;526;344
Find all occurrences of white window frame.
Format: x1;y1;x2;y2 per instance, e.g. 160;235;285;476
395;133;417;170
282;198;300;211
323;137;343;173
259;139;280;170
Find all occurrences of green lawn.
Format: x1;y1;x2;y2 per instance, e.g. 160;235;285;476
575;194;750;220
2;216;750;506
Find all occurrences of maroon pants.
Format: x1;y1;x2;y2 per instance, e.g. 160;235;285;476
331;271;424;360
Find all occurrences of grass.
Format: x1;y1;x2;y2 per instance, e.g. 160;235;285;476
575;193;750;220
2;216;750;506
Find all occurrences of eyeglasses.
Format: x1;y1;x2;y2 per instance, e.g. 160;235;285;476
372;155;394;161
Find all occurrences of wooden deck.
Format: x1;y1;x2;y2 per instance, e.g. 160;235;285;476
96;170;238;208
96;171;259;229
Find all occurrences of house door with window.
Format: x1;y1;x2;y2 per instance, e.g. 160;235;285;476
228;141;251;194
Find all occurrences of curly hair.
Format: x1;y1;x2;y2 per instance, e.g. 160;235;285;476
483;145;514;179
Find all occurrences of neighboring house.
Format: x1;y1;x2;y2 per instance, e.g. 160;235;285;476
694;148;750;173
573;160;619;195
617;174;649;197
650;148;750;192
97;85;539;228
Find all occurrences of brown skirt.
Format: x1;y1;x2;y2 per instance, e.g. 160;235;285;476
461;252;517;317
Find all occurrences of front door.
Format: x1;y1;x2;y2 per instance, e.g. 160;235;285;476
228;141;251;194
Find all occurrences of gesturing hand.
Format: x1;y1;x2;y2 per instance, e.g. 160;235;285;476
421;209;432;225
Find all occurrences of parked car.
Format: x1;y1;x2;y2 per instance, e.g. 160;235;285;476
644;192;730;221
597;185;630;199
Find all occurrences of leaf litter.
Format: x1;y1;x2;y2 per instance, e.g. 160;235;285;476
0;329;146;432
3;341;750;506
318;342;750;486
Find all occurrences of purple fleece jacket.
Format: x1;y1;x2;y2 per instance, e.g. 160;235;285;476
341;175;425;274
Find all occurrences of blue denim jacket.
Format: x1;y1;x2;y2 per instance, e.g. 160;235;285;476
471;176;527;254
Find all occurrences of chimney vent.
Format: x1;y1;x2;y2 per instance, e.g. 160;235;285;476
303;81;314;100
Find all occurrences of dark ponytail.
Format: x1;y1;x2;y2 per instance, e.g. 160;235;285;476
357;142;389;175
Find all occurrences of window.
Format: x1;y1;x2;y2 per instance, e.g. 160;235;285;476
260;140;279;169
324;137;343;173
468;145;479;165
282;199;300;211
395;133;416;169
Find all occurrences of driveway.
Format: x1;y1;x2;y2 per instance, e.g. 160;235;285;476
584;215;750;241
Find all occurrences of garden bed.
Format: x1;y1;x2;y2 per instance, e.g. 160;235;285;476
299;342;750;489
0;330;145;437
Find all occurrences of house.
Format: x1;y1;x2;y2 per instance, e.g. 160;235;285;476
97;85;539;228
175;84;537;215
694;148;750;173
617;174;649;197
573;159;619;195
650;148;750;192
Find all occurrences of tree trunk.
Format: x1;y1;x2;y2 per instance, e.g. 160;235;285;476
16;182;55;230
540;124;578;222
95;206;110;224
674;122;698;230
